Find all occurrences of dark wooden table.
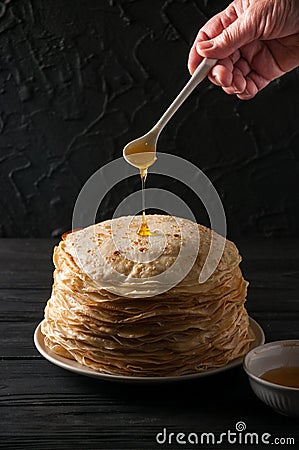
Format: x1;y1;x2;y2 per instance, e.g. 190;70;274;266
1;239;299;450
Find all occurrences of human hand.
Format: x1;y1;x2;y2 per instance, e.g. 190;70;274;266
188;0;299;99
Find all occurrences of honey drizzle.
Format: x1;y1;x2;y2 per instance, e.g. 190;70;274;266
138;168;152;236
123;146;156;236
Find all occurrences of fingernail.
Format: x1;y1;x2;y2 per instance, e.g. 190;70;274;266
232;83;242;94
215;75;221;85
196;40;213;51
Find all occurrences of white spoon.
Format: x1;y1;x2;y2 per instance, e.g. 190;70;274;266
123;58;217;172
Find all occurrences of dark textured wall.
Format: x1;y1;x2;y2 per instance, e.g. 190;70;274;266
0;0;298;238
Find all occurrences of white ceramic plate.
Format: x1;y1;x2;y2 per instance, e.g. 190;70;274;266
34;317;265;383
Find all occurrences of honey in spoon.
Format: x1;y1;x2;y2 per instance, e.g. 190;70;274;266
123;143;156;236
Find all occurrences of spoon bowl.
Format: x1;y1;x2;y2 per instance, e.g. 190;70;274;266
123;130;157;171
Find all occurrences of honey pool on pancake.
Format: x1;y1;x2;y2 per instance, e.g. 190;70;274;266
124;145;156;236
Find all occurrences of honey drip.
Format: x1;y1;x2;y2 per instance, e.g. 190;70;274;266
138;168;152;236
123;145;156;237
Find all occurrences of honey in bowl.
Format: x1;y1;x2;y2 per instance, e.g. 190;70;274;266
260;366;299;388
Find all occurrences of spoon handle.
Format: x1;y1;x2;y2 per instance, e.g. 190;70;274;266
153;58;217;134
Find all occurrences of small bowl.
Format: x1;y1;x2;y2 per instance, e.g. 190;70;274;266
244;340;299;417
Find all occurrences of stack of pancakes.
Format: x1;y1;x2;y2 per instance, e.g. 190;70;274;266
41;215;254;377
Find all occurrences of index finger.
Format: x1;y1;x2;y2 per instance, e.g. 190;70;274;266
188;30;207;74
188;6;238;74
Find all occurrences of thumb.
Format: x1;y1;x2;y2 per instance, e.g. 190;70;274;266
197;13;256;59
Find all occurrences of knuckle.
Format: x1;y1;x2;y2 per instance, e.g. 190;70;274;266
221;28;233;46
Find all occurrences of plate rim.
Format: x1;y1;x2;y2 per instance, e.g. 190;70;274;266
34;317;265;383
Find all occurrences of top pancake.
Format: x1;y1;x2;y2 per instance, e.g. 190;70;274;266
63;215;240;298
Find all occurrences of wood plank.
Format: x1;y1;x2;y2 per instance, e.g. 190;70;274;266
0;321;42;357
0;290;51;320
0;239;297;265
0;273;53;290
0;285;298;320
0;239;56;289
1;239;299;449
249;314;299;341
0;239;298;356
0;359;258;404
0;313;299;359
0;238;297;290
1;360;298;449
0;239;57;258
237;238;299;261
